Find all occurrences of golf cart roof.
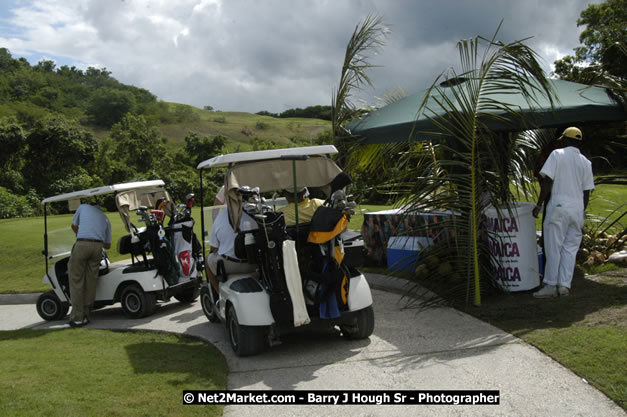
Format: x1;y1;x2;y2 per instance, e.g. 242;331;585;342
207;146;345;232
41;180;166;204
196;145;338;169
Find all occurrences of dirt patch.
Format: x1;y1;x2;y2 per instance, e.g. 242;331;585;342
579;304;627;327
575;271;627;327
585;270;627;286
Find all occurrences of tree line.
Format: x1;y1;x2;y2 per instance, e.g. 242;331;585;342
256;105;332;120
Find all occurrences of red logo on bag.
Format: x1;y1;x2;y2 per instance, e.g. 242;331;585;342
178;251;191;275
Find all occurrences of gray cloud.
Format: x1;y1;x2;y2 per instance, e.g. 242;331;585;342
0;0;596;113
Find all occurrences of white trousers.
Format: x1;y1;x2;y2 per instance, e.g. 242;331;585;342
543;201;584;289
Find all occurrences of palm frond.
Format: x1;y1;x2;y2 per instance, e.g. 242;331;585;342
332;15;388;139
376;87;408;105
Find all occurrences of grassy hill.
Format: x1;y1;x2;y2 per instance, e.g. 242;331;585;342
82;102;331;152
157;104;330;151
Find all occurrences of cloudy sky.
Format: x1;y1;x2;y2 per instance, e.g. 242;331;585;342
0;0;596;113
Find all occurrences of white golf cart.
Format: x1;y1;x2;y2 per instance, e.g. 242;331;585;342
37;180;202;321
197;145;374;356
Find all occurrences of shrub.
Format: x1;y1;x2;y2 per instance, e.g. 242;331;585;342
316;129;334;144
255;121;269;130
0;187;36;218
174;105;200;123
86;87;136;127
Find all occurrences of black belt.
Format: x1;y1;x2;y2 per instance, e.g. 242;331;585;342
77;238;103;243
223;255;245;263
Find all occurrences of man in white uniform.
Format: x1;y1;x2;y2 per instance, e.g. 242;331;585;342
532;127;594;298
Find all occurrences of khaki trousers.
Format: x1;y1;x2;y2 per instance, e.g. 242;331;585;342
68;240;102;322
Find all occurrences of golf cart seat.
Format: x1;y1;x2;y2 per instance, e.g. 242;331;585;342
55;256;70;281
117;234;148;266
118;234;142;255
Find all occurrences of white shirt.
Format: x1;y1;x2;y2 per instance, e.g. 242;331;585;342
209;209;257;258
540;146;594;210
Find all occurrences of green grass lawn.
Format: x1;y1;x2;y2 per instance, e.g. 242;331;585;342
0;329;227;416
516;183;626;233
464;270;627;409
586;184;627;234
524;326;626;406
0;212;133;293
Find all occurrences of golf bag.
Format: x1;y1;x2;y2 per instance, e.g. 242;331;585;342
241;211;295;326
169;219;201;283
302;206;351;318
146;223;180;286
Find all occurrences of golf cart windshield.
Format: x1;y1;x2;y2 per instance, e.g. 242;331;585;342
197;145;342;232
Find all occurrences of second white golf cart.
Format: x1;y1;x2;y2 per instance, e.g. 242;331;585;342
37;180;203;321
197;145;374;356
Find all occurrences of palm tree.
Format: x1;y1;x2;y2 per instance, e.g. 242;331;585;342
338;25;559;307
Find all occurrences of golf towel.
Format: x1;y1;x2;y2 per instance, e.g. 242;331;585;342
282;240;311;327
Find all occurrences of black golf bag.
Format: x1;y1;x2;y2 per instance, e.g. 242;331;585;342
236;211;295;326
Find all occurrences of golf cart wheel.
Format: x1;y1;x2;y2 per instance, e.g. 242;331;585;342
174;286;200;304
340;306;375;340
226;304;266;356
200;285;220;323
120;284;156;318
36;290;69;321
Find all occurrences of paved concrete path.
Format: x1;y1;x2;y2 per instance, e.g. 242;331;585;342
0;274;623;417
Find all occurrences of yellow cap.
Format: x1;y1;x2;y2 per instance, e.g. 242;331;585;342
559;127;583;141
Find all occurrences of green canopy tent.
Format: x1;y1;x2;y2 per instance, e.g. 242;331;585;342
345;78;626;143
